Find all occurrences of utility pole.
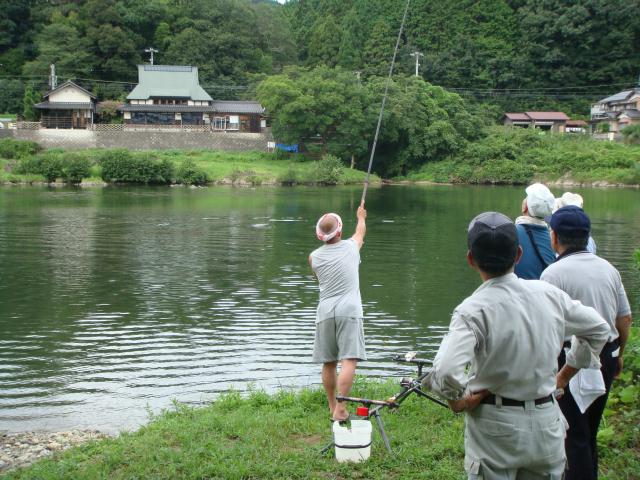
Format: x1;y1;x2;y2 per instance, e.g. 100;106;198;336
144;47;158;65
49;64;57;90
409;51;424;77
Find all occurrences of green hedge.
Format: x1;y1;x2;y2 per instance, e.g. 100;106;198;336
98;150;174;184
0;138;41;160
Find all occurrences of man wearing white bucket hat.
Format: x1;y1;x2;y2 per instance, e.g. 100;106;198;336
514;183;556;279
309;204;367;421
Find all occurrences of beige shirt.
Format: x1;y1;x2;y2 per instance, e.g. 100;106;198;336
427;273;609;401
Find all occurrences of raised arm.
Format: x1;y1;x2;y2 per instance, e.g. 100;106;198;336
350;203;367;249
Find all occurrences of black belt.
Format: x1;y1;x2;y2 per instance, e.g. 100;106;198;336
481;394;553;407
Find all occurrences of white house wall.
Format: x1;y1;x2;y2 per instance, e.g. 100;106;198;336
49;86;91;103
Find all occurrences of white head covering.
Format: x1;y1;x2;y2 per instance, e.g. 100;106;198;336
315;213;343;242
552;192;584;214
525;183;555;219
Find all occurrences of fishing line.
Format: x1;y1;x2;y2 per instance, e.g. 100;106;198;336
361;0;411;205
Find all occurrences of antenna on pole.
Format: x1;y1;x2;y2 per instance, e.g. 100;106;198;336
144;47;158;65
49;64;57;89
409;51;424;77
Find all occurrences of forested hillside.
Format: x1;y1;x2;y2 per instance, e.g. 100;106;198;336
1;0;639;176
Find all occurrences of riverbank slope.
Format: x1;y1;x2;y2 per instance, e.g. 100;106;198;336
4;341;639;480
403;127;640;186
0;141;377;186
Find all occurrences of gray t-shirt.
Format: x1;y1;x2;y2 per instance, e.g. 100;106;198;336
541;252;631;342
310;238;363;323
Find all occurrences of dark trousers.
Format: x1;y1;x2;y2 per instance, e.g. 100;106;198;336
558;341;618;480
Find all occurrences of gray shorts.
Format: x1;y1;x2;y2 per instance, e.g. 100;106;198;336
312;316;366;363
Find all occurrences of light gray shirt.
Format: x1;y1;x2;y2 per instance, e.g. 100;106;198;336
427;273;609;401
541;252;631;342
310;238;363;323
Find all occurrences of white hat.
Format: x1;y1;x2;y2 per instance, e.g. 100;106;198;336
560;192;584;208
525;183;555;219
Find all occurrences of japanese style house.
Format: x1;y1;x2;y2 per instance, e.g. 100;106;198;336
34;81;97;129
503;111;570;132
119;65;265;132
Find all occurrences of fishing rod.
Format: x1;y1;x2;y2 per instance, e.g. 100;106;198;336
361;0;411;205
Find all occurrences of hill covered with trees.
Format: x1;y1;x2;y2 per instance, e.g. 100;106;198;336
1;0;639;177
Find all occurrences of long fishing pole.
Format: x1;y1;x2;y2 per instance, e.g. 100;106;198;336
360;0;411;205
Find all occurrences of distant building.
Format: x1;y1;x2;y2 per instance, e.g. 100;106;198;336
34;80;96;129
119;65;265;132
565;119;588;134
503;111;570;132
590;84;640;133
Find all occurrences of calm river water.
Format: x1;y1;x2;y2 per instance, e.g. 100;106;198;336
0;185;638;433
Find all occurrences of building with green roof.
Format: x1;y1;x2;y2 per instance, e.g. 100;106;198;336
119;65;265;132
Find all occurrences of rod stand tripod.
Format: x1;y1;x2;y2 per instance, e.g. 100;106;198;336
320;353;448;455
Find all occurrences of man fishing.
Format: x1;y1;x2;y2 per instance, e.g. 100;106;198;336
425;211;609;480
309;203;367;422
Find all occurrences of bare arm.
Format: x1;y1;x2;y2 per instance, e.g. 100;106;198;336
614;314;632;378
308;255;317;281
350;203;367;249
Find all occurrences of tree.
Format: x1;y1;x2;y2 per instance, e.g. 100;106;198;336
257;66;370;158
22;84;39;121
0;79;24;114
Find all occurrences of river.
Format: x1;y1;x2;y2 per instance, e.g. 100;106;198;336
0;185;638;433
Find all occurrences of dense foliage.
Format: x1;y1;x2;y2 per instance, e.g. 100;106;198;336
98;150;173;184
258;69;481;176
2;0;638;116
408;126;640;185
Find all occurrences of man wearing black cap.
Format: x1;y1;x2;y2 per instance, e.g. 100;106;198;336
425;211;609;480
541;206;632;480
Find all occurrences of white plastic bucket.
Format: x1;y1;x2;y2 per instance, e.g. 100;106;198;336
332;420;372;463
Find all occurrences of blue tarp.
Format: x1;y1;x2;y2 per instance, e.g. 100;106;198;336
275;143;299;153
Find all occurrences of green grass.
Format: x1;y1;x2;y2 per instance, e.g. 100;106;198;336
0;147;376;186
0;113;17;121
3;380;464;480
4;371;639;480
405;127;640;185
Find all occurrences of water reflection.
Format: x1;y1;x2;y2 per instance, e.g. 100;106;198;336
0;185;638;432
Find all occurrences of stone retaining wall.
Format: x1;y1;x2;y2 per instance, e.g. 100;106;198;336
11;129;272;152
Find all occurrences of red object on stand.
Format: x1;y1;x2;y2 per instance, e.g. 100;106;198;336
356;406;369;417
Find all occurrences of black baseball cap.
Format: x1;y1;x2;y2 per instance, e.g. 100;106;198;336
550;205;590;237
467;212;518;272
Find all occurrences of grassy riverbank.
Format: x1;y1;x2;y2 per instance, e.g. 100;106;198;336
404;127;640;186
5;352;640;480
0;140;375;186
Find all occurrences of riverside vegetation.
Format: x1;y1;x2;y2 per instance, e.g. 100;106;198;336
0;139;370;187
3;254;639;479
3;325;639;479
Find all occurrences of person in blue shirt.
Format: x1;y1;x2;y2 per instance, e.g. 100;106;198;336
514;183;556;279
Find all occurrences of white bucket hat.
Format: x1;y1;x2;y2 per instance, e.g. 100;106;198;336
525;183;555;219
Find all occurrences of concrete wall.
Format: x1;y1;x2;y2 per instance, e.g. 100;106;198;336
11;129;273;152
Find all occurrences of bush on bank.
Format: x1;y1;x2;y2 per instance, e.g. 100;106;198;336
0;138;41;160
98;150;173;184
407;127;640;185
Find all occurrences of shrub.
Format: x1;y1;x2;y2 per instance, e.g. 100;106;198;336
61;153;92;184
0;138;41;159
176;158;208;185
278;167;299;186
98;150;174;184
621;125;640;145
315;154;343;185
16;151;64;182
